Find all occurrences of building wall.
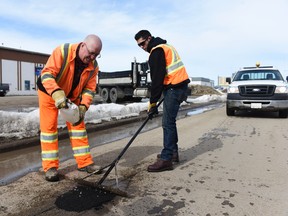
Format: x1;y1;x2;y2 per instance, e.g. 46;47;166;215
1;59;40;92
2;60;17;92
22;62;36;91
217;76;229;87
0;46;49;93
189;77;214;87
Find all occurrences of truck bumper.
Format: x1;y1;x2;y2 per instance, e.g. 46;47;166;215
227;99;288;111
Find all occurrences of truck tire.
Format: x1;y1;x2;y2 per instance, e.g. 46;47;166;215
109;88;118;103
279;110;288;118
226;104;235;116
101;88;110;103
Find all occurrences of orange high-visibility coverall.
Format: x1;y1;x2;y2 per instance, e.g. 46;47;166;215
38;43;98;172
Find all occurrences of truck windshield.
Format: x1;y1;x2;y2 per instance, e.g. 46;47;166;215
233;70;283;81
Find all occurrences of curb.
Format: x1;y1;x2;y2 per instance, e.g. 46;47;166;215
0;101;221;153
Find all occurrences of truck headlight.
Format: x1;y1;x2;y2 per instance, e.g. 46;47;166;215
275;86;288;93
227;86;239;93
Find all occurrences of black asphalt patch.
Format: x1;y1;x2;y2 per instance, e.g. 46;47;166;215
55;185;115;212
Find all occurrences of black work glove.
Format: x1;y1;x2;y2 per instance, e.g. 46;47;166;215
147;102;158;119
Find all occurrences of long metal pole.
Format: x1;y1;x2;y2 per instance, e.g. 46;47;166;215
97;98;164;185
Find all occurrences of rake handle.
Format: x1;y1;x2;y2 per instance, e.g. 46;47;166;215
97;98;164;185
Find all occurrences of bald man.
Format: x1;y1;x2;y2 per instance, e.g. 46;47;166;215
37;34;102;182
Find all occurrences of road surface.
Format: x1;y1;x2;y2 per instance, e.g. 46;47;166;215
1;105;288;215
0;95;103;111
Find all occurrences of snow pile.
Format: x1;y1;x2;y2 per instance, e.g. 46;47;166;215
0;94;226;139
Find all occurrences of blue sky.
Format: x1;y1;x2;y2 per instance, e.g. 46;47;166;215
1;0;288;84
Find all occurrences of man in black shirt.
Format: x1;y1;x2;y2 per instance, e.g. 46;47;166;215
135;30;190;172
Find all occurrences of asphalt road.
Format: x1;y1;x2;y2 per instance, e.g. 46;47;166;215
1;105;288;215
0;95;39;111
0;95;103;111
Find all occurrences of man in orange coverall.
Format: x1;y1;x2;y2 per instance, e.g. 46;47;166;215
37;34;102;182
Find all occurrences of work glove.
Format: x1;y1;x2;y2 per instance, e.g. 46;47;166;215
51;90;67;109
147;102;158;119
73;105;87;126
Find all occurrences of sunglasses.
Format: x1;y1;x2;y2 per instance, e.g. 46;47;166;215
138;39;147;47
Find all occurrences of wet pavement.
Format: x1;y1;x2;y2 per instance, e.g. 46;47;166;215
0;102;223;185
2;104;288;216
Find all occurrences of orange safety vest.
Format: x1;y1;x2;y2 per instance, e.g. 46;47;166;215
40;43;98;108
150;44;188;85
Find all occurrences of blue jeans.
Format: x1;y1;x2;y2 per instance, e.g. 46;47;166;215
160;84;188;161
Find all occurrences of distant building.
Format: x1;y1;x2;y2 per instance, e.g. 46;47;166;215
189;77;214;87
217;76;230;87
0;46;49;93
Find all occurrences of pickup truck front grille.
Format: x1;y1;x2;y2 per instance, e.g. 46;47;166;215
239;85;275;96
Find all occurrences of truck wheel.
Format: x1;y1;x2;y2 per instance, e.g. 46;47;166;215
226;104;235;116
279;110;288;118
109;88;118;103
101;88;110;103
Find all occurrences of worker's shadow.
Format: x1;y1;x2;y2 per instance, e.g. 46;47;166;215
61;128;225;179
94;131;224;170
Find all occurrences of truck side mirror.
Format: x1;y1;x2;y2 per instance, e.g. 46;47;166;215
226;77;231;84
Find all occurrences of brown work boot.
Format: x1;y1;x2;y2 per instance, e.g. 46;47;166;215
45;167;59;182
147;159;173;172
78;163;102;174
157;152;179;163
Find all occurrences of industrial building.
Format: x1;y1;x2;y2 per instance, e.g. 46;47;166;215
189;77;214;87
0;46;49;93
217;76;230;87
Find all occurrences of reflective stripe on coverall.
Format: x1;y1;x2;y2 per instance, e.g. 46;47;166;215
38;43;98;172
151;44;188;85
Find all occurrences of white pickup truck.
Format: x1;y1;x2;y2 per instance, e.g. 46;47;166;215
226;63;288;118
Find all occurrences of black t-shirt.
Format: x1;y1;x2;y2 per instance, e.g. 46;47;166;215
68;50;88;98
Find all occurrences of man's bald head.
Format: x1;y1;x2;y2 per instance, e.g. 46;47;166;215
80;34;102;64
84;34;102;54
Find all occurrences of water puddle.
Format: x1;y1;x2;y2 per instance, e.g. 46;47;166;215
186;104;221;116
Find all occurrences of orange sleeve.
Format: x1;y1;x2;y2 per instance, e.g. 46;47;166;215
40;46;64;95
80;65;99;109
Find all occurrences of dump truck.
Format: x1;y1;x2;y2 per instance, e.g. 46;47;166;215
97;59;151;103
0;83;9;97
